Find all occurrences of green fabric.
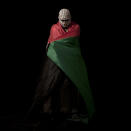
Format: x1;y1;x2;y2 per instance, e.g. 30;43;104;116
47;37;95;119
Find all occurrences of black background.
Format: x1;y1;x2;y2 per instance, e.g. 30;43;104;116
0;2;101;122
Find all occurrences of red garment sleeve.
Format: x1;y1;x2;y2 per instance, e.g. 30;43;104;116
47;25;55;44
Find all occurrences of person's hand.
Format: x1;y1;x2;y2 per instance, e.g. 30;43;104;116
46;43;49;52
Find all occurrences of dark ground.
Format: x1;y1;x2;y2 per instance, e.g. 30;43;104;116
0;113;96;130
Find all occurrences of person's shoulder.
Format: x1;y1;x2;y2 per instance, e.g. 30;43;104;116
50;22;59;30
71;21;80;29
71;21;80;32
50;24;55;30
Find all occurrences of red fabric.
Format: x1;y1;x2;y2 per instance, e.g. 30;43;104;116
48;21;80;44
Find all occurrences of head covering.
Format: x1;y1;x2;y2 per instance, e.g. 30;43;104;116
58;8;71;20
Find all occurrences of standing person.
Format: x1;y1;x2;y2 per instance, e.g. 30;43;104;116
27;8;95;125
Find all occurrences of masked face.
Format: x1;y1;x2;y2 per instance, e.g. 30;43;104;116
58;9;71;28
59;18;71;28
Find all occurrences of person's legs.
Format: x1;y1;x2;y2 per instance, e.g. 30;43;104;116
59;78;72;114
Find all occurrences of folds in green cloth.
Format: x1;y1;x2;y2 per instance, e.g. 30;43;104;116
47;37;95;120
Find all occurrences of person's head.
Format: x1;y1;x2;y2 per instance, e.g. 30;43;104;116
58;8;71;28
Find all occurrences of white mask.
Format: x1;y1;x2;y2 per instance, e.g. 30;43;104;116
58;9;71;28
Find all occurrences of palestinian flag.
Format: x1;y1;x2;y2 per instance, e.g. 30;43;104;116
47;21;95;120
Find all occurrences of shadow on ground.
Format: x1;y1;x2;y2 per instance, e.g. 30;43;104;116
0;113;96;131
